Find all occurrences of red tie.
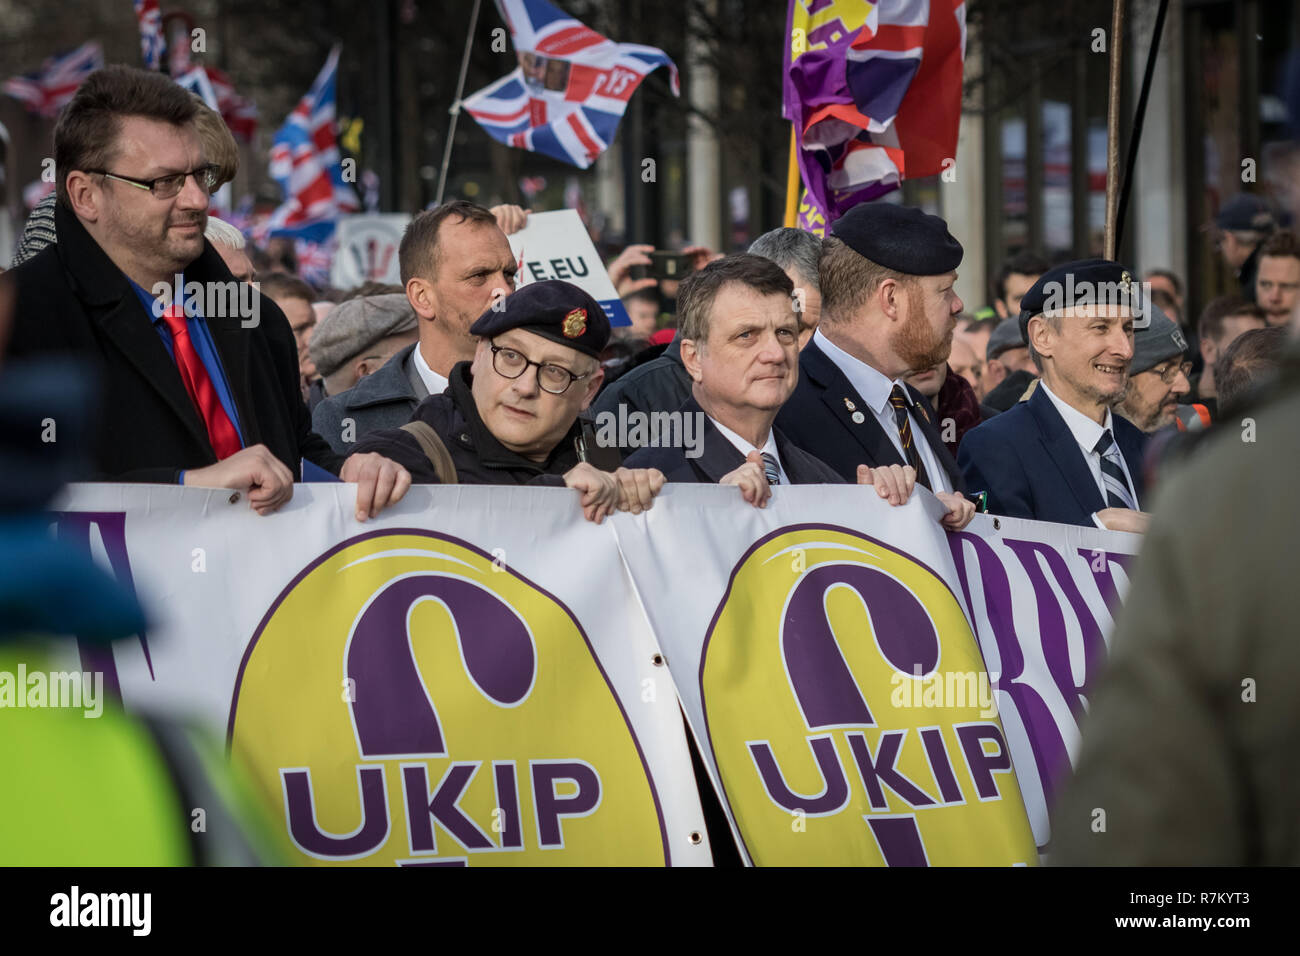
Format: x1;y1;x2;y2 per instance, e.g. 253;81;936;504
159;305;243;460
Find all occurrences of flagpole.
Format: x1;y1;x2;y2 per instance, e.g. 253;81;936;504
1103;0;1125;261
784;125;800;228
1115;0;1169;250
434;0;483;208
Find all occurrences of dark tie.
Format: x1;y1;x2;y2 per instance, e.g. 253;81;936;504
888;385;932;491
159;304;243;460
1093;429;1136;510
760;452;781;486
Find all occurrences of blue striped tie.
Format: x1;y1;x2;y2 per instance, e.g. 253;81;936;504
1093;429;1137;510
760;452;781;486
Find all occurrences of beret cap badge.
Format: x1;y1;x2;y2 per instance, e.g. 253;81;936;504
562;308;588;339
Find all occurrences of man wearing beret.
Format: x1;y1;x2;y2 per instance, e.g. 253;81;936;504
776;202;967;496
1115;303;1194;433
958;259;1150;532
313;200;518;455
352;280;664;522
308;293;419;402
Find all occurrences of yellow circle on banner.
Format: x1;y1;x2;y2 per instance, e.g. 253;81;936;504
230;531;666;866
702;525;1038;866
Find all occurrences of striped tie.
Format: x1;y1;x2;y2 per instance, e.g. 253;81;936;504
1093;429;1137;510
760;452;781;486
888;386;932;491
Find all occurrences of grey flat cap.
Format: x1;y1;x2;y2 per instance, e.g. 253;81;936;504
986;317;1026;361
308;293;417;378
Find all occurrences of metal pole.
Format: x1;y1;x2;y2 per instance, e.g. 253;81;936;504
784;126;800;227
1104;0;1126;260
1116;0;1169;250
434;0;483;208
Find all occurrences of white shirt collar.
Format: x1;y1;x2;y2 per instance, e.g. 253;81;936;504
1039;380;1114;452
412;344;449;397
709;415;783;474
813;328;906;414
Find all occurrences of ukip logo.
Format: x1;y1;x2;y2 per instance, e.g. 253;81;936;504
701;525;1038;866
229;531;667;866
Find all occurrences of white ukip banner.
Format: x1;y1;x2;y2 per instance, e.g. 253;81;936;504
47;483;1141;864
506;209;629;326
49;483;711;867
330;214;411;289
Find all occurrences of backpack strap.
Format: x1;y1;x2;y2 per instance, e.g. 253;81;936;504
399;421;459;484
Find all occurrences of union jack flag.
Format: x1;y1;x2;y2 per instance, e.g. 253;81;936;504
463;0;679;169
295;236;337;288
175;64;259;142
2;42;103;118
259;46;358;240
134;0;166;71
784;0;966;232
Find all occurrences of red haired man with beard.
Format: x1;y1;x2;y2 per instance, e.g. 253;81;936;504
776;202;968;495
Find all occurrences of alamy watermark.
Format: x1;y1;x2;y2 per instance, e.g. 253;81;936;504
593;405;706;458
151;274;261;328
1040;274;1153;328
0;664;104;718
890;666;999;719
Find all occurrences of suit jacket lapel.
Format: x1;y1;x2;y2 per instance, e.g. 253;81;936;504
802;341;905;469
56;204;212;453
683;398;746;482
1028;388;1105;516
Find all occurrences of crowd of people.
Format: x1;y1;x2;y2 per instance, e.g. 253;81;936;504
3;62;1299;866
6;63;1296;533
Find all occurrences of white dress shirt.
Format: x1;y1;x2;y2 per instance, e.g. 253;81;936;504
1038;380;1141;526
813;329;952;494
412;344;450;398
709;417;789;485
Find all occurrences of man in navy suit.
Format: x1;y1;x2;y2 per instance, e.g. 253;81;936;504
627;255;976;526
776;203;967;496
957;259;1151;532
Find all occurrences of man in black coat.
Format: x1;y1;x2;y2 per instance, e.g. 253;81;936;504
775;203;967;496
626;255;977;527
6;65;408;520
353;280;665;523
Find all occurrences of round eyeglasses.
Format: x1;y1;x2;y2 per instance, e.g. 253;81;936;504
89;164;220;199
1151;360;1193;385
490;343;592;395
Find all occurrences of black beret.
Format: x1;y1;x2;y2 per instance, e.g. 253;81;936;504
829;202;963;276
469;280;610;359
1017;258;1141;341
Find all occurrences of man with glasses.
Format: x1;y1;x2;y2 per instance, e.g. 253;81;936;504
1115;304;1195;434
7;65;409;521
353;280;664;523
